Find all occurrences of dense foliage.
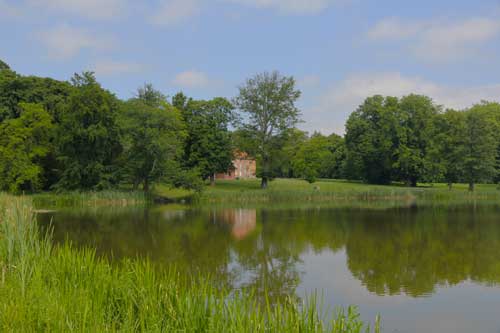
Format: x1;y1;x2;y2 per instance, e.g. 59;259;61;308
1;60;499;193
173;93;234;185
119;86;186;192
344;95;500;189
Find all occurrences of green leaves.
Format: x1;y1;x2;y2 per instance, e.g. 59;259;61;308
345;94;441;185
178;94;234;181
234;71;302;188
54;72;122;191
291;133;343;183
0;103;54;193
118;91;186;191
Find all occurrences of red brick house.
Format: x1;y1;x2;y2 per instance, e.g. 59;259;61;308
216;151;256;180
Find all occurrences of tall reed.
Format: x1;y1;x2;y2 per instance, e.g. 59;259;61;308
31;190;149;209
0;194;380;332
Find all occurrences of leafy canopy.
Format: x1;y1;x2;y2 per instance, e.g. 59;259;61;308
0;103;54;193
234;71;301;188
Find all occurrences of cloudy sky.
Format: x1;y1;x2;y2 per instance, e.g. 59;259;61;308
2;0;500;134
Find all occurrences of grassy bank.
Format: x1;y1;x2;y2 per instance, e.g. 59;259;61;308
0;194;379;332
199;179;500;204
24;178;500;208
31;190;148;209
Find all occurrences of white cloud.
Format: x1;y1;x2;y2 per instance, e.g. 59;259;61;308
172;70;211;88
26;0;128;20
91;60;145;76
367;18;423;40
222;0;339;14
150;0;200;26
38;25;115;60
305;72;500;135
367;17;500;62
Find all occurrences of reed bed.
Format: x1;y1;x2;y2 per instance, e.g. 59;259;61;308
0;193;380;332
31;190;149;209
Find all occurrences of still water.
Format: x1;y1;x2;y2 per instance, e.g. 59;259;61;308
38;204;500;333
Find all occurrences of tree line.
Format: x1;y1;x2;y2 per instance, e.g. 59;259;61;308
1;60;499;193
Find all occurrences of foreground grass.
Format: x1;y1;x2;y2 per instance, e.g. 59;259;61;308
0;194;380;332
200;178;500;204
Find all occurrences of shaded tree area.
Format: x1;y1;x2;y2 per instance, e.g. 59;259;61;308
173;93;234;185
0;63;213;193
344;95;500;190
0;103;53;192
119;85;186;192
1;60;500;193
54;72;123;191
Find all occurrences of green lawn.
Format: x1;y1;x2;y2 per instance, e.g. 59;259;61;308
197;178;500;205
21;178;500;208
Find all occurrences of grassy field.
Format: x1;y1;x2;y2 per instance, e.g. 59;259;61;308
196;178;500;205
0;194;380;332
15;178;500;209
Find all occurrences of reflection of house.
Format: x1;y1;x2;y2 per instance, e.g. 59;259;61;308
217;209;257;240
216;151;256;180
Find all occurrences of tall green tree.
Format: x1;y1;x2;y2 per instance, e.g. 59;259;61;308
345;95;399;184
278;128;308;178
469;102;500;183
234;71;301;189
55;72;122;191
393;94;441;186
176;94;234;185
0;103;54;193
119;87;186;192
434;110;466;189
291;133;334;183
462;107;498;191
325;133;347;179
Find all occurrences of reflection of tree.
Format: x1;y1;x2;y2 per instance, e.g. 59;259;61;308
228;209;351;303
37;205;500;301
38;207;237;290
345;207;500;297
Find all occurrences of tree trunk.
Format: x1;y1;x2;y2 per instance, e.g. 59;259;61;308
143;179;149;193
410;177;417;187
210;174;215;186
261;155;270;189
468;181;475;192
261;176;268;189
133;179;140;191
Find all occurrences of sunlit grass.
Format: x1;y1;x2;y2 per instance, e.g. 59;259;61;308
0;194;380;332
200;178;500;204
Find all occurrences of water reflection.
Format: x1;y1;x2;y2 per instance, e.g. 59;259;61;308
214;209;257;240
37;205;500;300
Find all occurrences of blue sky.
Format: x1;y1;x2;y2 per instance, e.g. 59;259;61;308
1;0;500;134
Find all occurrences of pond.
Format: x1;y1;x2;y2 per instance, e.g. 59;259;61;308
37;204;500;333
